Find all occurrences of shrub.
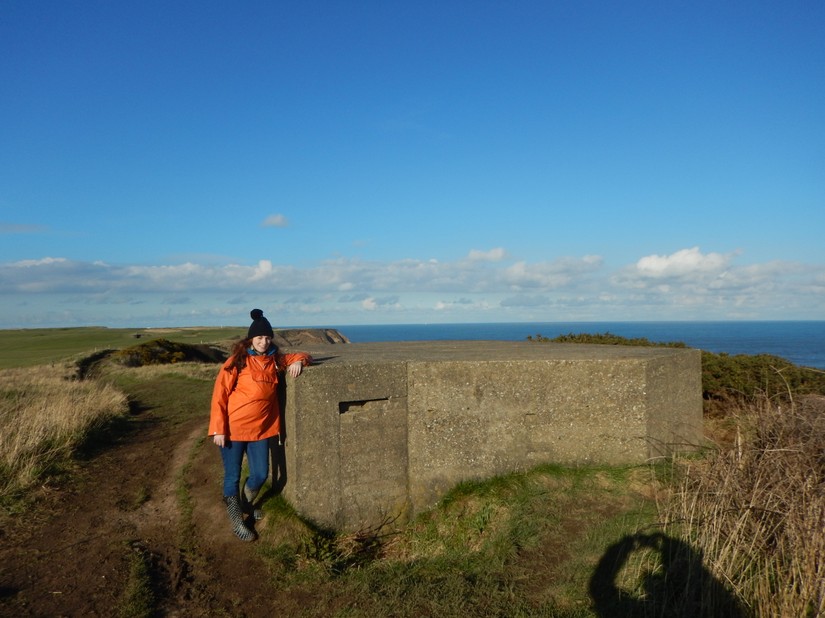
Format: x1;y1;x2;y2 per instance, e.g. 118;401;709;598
528;331;687;349
529;332;825;411
111;338;225;368
700;351;825;401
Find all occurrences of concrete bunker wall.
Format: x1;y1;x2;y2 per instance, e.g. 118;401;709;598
282;341;702;531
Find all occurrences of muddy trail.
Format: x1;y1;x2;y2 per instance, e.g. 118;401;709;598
0;369;307;617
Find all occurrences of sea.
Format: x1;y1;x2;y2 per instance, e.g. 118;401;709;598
328;321;825;370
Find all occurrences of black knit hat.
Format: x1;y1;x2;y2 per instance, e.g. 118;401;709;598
247;309;274;339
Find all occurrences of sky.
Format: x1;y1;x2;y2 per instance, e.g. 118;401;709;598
1;1;824;329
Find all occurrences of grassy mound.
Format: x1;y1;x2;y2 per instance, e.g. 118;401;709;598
111;338;226;367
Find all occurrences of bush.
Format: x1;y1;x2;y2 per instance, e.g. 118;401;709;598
111;338;224;368
701;351;825;401
528;331;687;349
529;332;825;411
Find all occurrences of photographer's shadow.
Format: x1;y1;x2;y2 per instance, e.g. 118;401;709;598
589;532;745;618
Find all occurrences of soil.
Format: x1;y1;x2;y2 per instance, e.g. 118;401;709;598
0;379;299;617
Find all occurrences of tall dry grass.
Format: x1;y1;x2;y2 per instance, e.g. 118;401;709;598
661;393;825;617
0;364;129;500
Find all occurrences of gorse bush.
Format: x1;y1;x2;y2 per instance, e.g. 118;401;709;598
700;350;825;400
111;338;225;368
529;332;825;410
113;338;189;367
528;332;687;349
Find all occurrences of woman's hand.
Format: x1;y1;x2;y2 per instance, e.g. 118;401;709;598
286;361;304;378
213;434;226;447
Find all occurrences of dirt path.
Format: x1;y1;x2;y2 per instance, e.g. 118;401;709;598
0;383;287;617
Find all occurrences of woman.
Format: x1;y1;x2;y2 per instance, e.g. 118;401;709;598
209;309;312;541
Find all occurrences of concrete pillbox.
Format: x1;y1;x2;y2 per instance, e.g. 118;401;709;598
280;341;702;531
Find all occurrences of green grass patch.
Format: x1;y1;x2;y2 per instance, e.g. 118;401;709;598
117;541;156;618
0;326;245;369
176;434;206;569
106;367;218;426
254;463;661;617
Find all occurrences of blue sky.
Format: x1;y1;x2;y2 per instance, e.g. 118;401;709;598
2;1;824;329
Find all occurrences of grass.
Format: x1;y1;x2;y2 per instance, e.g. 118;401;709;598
0;363;129;502
118;541;156;618
660;394;825;617
250;464;661;617
103;362;221;427
0;326;245;369
176;431;208;570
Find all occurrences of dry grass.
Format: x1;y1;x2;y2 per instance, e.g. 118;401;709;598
661;393;825;617
103;361;220;382
0;364;129;499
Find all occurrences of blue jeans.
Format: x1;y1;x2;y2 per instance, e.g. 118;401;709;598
219;437;270;498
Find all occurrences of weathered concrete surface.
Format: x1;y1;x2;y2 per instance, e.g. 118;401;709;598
281;341;702;531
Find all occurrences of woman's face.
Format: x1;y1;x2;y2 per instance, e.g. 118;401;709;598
251;335;272;354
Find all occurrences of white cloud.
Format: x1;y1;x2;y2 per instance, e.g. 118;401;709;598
1;246;823;327
467;247;507;262
0;249;735;298
262;214;289;228
503;256;602;290
250;259;274;281
14;256;67;267
635;247;732;278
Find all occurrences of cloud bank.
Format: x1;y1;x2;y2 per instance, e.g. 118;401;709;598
1;247;822;327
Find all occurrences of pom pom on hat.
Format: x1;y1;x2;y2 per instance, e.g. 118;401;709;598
247;308;274;339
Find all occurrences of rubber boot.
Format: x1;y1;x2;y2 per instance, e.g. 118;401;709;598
242;482;264;521
224;495;256;542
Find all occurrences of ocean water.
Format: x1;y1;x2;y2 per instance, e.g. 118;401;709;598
330;321;825;370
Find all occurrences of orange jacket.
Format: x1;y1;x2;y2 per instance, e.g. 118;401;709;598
209;350;312;441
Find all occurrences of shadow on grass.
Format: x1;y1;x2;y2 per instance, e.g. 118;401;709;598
589;532;746;618
74;397;159;461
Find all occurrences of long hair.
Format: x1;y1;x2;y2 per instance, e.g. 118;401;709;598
225;338;252;373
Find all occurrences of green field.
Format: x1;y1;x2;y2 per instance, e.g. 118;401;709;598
0;326;247;369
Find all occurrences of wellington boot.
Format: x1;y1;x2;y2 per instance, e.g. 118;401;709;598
224;495;256;542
